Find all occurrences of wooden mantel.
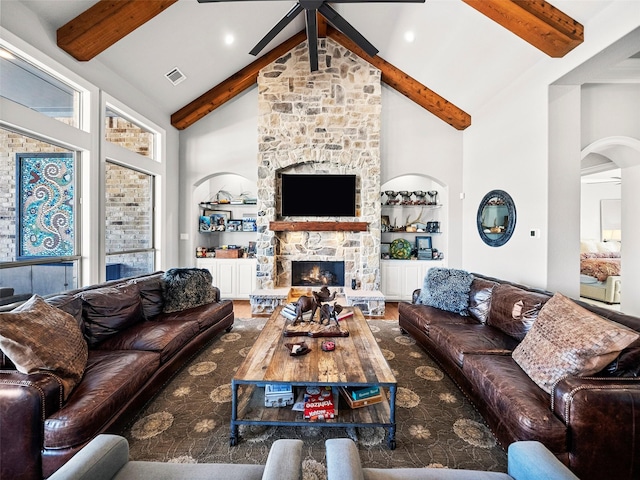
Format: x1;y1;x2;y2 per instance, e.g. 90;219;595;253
270;221;368;232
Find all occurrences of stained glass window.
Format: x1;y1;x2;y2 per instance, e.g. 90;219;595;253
18;153;75;257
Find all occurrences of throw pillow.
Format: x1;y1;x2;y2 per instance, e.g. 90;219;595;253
0;295;88;400
416;268;474;316
162;268;217;313
512;293;639;394
80;283;144;347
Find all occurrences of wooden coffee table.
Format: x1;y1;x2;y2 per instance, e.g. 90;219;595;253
230;306;398;448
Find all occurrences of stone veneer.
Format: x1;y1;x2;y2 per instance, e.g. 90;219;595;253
256;38;381;290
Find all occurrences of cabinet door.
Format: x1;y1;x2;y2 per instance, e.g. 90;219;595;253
215;260;236;298
381;261;403;300
236;260;257;299
402;263;423;301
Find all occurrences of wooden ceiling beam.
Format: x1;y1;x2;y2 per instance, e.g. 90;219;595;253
326;26;471;130
462;0;583;57
171;31;307;130
57;0;178;61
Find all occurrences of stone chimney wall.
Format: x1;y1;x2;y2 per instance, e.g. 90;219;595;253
256;38;381;290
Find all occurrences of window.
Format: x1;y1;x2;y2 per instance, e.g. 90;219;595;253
105;162;155;279
105;107;155;159
0;45;82;128
0;127;80;299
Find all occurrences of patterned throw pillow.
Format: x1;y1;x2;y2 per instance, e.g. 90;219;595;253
416;268;474;315
0;295;88;400
512;293;639;394
162;268;217;313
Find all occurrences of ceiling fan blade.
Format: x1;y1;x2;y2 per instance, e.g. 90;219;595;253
318;3;378;57
249;3;304;56
305;8;319;71
324;0;425;2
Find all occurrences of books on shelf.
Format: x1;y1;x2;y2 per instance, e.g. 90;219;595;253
339;386;384;409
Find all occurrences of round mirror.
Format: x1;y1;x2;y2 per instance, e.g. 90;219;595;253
477;190;516;247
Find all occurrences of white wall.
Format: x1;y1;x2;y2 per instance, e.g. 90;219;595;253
463;3;640;295
179;77;464;268
581;183;621;241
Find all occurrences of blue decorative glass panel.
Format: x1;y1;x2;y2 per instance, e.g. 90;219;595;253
18;153;74;257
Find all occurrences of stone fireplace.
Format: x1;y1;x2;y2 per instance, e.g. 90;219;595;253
291;260;345;287
255;38;381;291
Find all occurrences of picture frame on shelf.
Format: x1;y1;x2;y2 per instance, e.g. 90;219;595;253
381;215;390;232
226;219;242;232
208;210;231;231
199;215;212;232
416;236;433;260
242;214;257;232
380;242;391;259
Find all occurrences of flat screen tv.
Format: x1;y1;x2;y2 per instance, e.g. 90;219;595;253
281;174;357;217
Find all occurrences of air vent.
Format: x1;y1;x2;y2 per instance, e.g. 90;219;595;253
165;67;186;86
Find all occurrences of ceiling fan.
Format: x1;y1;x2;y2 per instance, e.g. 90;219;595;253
197;0;425;71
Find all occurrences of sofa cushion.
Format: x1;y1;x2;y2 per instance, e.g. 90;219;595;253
97;320;200;363
80;284;144;347
468;277;499;324
46;294;83;325
462;354;567;453
44;349;160;449
162;268;217;313
416;268;474;315
602;336;640;377
0;295;88;400
512;293;639;394
486;284;549;341
398;302;477;336
128;273;165;319
157;299;234;331
429;324;519;367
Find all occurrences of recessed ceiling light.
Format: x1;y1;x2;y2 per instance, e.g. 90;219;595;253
404;31;415;43
224;34;235;46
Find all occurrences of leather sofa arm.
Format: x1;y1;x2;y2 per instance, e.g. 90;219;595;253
0;371;65;480
552;376;640;479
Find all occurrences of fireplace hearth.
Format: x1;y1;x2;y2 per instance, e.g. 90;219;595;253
292;261;345;287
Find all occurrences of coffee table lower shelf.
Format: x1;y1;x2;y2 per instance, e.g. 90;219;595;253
230;382;397;449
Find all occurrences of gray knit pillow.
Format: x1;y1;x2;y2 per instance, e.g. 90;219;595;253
162;268;217;313
417;268;474;315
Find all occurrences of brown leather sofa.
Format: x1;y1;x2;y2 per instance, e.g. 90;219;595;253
398;273;640;480
0;271;234;480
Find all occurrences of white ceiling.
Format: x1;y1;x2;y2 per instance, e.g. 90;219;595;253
13;0;635;118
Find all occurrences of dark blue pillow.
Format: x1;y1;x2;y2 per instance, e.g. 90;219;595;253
417;268;474;315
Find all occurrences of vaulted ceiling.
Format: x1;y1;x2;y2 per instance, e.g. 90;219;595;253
17;0;620;131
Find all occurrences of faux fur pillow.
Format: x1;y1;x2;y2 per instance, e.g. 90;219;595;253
512;293;639;394
416;268;474;315
0;295;88;400
162;268;217;313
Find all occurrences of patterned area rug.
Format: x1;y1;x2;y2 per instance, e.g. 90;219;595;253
120;318;507;478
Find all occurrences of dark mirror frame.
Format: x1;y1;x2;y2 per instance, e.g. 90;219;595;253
476;189;516;247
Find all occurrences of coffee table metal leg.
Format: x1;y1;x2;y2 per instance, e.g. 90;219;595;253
230;380;238;446
388;384;397;450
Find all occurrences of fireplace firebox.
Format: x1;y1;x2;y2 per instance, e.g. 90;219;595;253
291;261;345;287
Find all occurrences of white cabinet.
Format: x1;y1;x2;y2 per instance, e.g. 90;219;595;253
196;258;257;300
380;259;445;301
